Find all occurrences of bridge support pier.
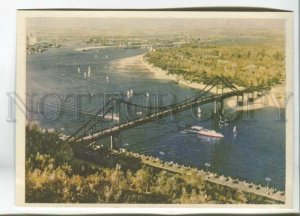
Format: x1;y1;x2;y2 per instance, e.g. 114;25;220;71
214;100;217;114
213;99;224;114
238;95;244;106
110;135;114;150
253;91;257;99
248;92;254;102
257;90;263;97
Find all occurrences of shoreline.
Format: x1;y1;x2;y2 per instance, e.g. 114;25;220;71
111;53;285;110
122;149;285;203
74;44;150;52
74;45;113;51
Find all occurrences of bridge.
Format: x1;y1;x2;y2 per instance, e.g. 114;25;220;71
65;76;270;144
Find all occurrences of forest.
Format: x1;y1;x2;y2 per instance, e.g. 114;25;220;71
145;39;285;87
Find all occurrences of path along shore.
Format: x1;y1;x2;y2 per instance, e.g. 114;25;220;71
120;150;285;203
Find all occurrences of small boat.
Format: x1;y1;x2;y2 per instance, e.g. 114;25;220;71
77;67;80;73
197;107;201;118
87;66;91;77
87;91;95;97
83;72;87;78
190;126;224;139
219;114;228;127
233;125;238;134
219;119;228;127
127;89;134;98
98;113;119;121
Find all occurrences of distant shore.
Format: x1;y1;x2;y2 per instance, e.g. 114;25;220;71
74;46;112;51
74;44;150;51
111;53;285;110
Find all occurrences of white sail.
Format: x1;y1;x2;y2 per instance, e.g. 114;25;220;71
197;107;201;115
197;107;201;118
233;126;237;133
87;66;91;77
77;67;80;73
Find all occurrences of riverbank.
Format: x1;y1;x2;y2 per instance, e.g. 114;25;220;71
111;53;285;110
74;44;149;51
74;45;112;51
118;54;217;91
122;149;285;203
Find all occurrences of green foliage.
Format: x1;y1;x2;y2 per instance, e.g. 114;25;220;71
26;123;73;165
145;41;285;87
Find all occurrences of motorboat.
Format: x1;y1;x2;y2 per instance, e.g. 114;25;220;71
190;126;224;138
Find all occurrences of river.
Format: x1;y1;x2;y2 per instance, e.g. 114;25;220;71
26;42;285;190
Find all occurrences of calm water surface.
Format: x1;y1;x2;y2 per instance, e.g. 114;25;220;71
26;42;285;190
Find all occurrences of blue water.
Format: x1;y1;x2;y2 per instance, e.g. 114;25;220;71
26;43;285;190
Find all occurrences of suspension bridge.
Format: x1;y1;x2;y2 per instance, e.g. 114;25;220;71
64;76;270;145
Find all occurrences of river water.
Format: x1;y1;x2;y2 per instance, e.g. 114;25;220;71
26;42;285;190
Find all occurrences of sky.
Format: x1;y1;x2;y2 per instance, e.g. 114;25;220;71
27;17;285;38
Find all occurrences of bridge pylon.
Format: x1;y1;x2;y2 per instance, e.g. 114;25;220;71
213;99;224;114
248;92;254;102
110;135;114;150
237;94;244;106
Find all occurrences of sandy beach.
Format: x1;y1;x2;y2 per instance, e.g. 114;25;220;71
111;53;286;110
111;53;218;90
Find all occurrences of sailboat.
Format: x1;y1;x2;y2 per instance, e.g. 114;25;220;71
87;66;91;77
84;72;87;78
197;107;201;118
77;67;81;73
126;89;134;98
233;125;238;134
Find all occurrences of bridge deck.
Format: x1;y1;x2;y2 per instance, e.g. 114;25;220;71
74;86;269;142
